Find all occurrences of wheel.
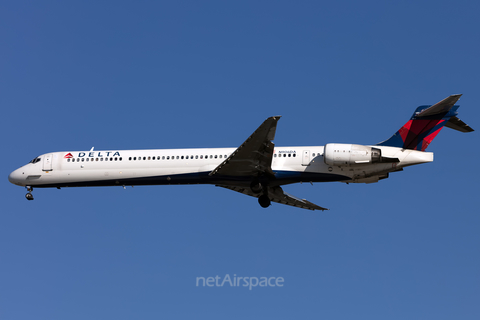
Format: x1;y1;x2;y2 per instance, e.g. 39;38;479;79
258;194;271;208
250;180;263;194
25;193;34;201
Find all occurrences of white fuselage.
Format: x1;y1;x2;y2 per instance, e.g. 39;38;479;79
8;145;433;189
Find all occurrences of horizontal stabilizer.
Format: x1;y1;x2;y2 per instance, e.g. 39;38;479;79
445;116;474;132
415;94;462;117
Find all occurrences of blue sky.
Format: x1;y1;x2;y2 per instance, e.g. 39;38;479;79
1;1;479;319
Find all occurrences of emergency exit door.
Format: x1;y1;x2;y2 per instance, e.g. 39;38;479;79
302;150;310;166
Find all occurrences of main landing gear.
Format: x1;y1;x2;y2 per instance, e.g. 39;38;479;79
251;180;271;208
25;186;34;201
258;194;271;208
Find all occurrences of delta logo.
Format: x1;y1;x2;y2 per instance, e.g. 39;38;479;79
64;151;121;158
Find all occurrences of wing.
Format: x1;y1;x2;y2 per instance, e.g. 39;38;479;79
217;185;329;211
209;116;281;177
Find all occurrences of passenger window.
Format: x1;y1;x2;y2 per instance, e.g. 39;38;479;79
100;158;103;161
148;156;151;160
293;154;296;157
115;157;118;161
181;156;184;159
96;158;99;161
143;157;146;160
288;154;291;157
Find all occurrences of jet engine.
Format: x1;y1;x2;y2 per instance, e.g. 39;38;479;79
324;143;382;166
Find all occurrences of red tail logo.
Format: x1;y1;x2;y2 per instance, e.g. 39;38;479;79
64;153;73;159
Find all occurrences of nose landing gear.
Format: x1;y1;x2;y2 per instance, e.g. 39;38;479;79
25;186;34;201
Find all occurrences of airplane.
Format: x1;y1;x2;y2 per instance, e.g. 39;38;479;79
8;94;473;210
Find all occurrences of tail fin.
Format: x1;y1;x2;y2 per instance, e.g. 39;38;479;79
377;94;474;151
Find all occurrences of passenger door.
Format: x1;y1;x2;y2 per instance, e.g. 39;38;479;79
43;154;53;171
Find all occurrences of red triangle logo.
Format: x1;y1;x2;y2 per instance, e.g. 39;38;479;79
64;153;73;158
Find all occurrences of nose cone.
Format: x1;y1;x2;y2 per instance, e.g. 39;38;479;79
8;168;25;186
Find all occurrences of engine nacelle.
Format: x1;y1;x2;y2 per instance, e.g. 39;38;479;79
324;143;381;167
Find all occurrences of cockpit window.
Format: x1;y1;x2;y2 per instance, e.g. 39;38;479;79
29;157;41;164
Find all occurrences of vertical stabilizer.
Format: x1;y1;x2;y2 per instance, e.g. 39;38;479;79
377;94;473;151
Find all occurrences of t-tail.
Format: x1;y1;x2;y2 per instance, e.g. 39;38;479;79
377;94;474;151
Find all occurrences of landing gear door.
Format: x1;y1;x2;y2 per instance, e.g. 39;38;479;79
43;154;53;171
302;150;310;166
